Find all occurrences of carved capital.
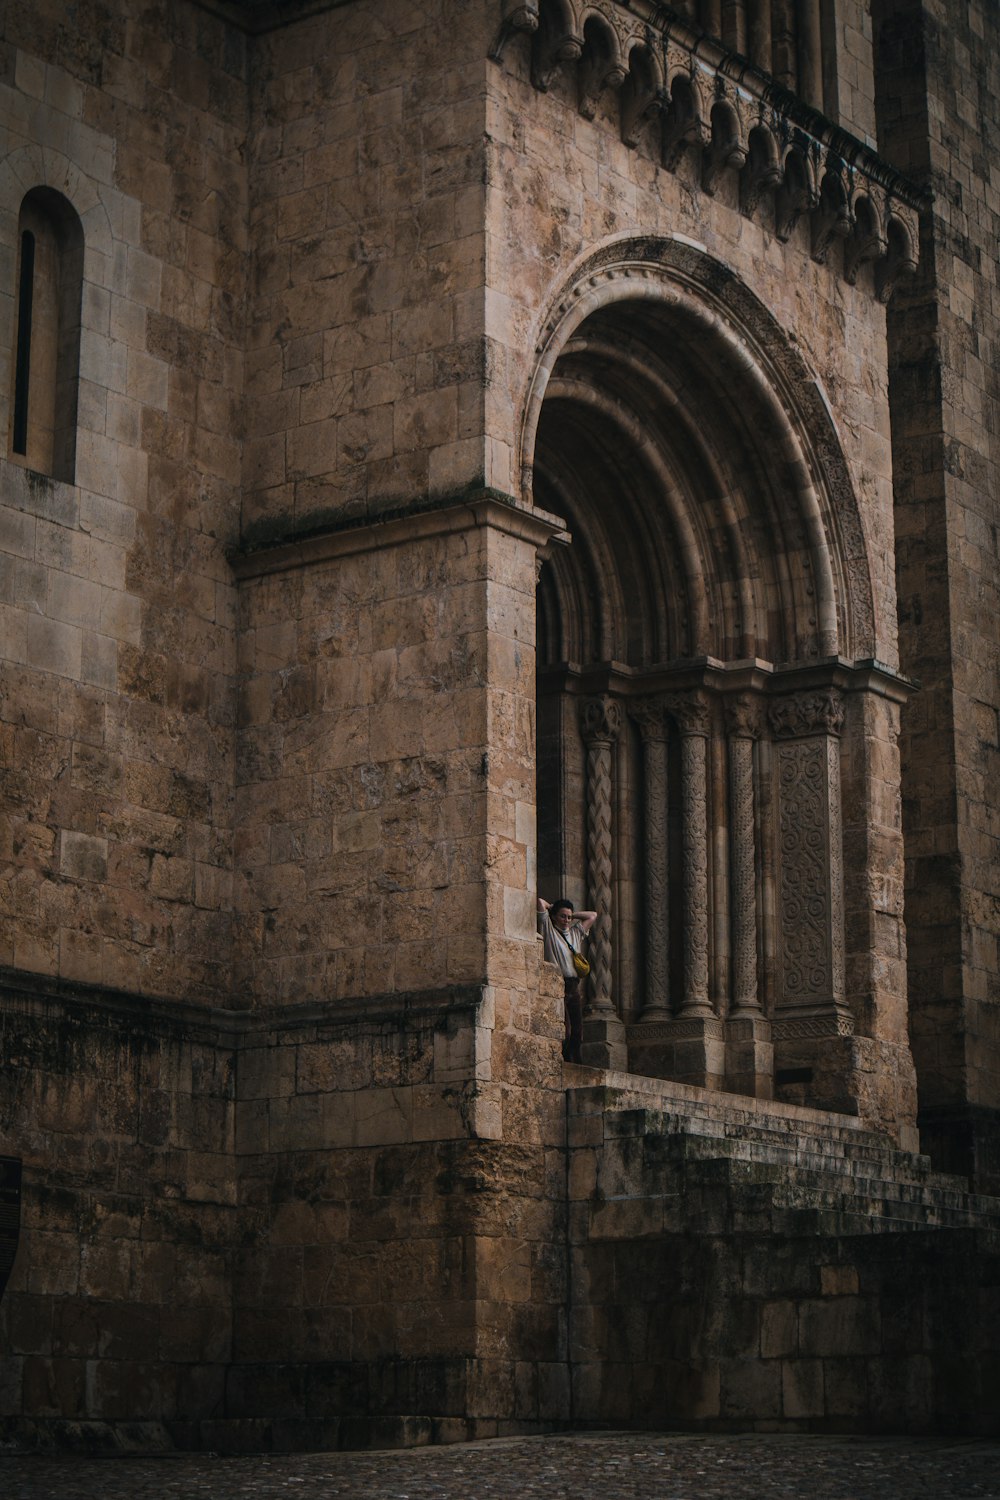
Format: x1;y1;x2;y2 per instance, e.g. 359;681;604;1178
629;696;670;741
768;689;845;739
581;695;624;745
724;693;762;740
664;690;710;737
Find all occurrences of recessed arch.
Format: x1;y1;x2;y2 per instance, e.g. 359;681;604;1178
521;236;875;662
525;237;880;1102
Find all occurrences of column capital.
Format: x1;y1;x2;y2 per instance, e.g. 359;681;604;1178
664;690;711;738
629;695;670;741
581;694;624;746
724;692;763;740
768;687;845;739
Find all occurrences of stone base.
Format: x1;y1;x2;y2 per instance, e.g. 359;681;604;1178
626;1014;726;1090
724;1014;773;1099
772;1010;858;1115
581;1010;628;1071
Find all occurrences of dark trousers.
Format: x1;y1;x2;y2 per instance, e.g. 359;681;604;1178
563;977;583;1064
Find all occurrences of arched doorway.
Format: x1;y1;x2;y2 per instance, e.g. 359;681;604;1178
525;240;908;1116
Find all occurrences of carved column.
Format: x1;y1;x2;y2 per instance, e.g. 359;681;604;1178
631;698;670;1018
655;690;724;1089
579;696;628;1070
768;687;854;1111
726;695;760;1016
665;692;712;1018
724;695;772;1098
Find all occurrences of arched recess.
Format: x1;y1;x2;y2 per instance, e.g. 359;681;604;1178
524;237;890;1113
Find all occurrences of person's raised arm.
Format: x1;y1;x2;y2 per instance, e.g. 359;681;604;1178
576;909;597;932
537;896;551;912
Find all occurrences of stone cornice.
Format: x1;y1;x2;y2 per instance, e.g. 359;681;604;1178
231;488;569;580
536;654;917;703
0;965;487;1044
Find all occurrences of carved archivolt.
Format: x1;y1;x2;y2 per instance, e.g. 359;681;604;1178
491;0;923;301
522;239;878;662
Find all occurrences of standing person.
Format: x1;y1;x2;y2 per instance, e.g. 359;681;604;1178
537;896;597;1064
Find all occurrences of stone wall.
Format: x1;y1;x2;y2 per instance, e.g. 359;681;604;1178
873;0;1000;1190
243;0;492;539
0;961;570;1451
0;0;246;1006
0;973;240;1445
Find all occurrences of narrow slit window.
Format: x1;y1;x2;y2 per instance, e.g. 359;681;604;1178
8;188;84;483
12;230;35;456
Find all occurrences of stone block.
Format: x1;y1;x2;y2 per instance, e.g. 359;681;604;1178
782;1357;825;1419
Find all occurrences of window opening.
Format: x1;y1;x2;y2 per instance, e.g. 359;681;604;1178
12;230;35;456
8;188;84;483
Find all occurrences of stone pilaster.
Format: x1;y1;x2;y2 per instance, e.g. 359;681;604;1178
768;687;854;1112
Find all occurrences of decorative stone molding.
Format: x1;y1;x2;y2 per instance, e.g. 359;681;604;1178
628;1016;725;1043
772;1012;854;1039
491;0;922;302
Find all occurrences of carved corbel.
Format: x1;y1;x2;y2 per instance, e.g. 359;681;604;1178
577;18;626;120
774;147;818;242
811;167;853;264
876;205;920;304
844;193;888;287
701;98;746;194
739;124;783;218
662;77;708;171
620;44;664;148
489;0;540;63
531;21;584;92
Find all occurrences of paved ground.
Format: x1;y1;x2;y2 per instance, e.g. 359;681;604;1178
3;1432;1000;1500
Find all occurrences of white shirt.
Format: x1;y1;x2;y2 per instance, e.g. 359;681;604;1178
538;909;586;979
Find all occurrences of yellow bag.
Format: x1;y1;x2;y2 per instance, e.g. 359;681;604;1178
572;951;590;978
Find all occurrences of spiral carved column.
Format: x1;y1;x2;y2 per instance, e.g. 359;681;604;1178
631;698;670;1018
664;692;712;1019
580;695;623;1016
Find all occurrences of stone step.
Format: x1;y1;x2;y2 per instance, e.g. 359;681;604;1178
569;1074;1000;1235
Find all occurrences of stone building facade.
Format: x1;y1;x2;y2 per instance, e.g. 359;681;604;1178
0;0;997;1451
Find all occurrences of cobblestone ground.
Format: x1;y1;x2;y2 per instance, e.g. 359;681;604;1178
3;1432;1000;1500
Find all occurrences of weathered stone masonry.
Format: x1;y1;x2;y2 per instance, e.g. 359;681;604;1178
0;0;998;1450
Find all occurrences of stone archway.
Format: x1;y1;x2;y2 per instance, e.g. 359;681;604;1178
525;239;912;1122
